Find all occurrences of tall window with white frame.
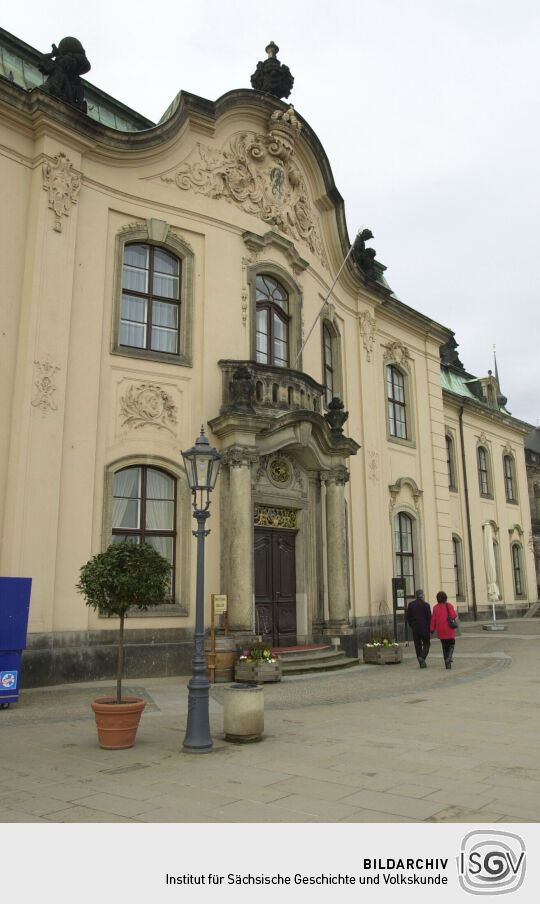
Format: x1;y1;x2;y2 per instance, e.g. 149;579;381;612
120;244;181;354
255;275;290;367
511;543;524;596
112;466;176;596
387;365;407;439
477;446;490;496
503;455;516;502
394;512;415;598
323;323;334;405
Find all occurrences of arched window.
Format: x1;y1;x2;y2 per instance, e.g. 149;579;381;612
452;535;464;598
446;434;457;490
323;323;334;405
511;543;524;597
120;244;181;354
386;365;407;439
112;465;176;595
255;275;290;367
394;512;415;598
503;454;517;502
477;446;491;496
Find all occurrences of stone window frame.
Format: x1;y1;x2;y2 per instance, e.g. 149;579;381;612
321;317;343;409
510;541;526;599
384;359;416;448
446;431;458;491
102;454;191;616
247;262;303;371
452;534;466;601
111;221;194;367
392;507;423;601
477;443;493;498
502;452;518;504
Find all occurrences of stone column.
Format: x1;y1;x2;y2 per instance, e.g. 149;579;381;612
223;448;258;632
321;467;350;629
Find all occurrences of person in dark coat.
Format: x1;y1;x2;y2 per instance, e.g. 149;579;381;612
406;589;431;668
430;590;458;669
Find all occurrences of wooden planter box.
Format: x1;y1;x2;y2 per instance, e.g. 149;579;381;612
234;659;282;683
363;644;402;665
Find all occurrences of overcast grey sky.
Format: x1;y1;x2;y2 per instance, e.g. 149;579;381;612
4;0;539;426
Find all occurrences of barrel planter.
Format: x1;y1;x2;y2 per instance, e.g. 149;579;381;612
90;697;146;749
223;683;264;742
205;635;237;683
363;644;402;665
234;659;282;683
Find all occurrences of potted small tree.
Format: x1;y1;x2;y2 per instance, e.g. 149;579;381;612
77;541;171;749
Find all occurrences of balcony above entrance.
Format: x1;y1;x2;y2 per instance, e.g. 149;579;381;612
219;359;323;417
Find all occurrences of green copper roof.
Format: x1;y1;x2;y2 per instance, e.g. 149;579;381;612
0;27;155;132
441;368;478;401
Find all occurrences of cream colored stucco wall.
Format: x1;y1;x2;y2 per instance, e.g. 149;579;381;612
0;83;536;664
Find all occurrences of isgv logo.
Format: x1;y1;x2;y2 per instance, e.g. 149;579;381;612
458;830;526;895
0;670;17;689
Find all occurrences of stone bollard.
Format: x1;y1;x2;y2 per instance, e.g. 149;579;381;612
223;683;264;742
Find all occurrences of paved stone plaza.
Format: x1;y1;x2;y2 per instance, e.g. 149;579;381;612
1;619;539;823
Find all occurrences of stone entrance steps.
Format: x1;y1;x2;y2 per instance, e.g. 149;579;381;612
272;644;359;675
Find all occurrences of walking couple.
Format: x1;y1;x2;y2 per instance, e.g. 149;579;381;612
406;590;458;669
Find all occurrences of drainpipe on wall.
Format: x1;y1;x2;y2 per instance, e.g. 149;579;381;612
459;405;478;620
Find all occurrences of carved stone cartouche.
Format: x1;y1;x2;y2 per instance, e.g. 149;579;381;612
229;366;256;413
250;41;294;99
38;36;90;113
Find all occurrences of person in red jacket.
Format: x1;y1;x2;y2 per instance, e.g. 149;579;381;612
430;590;458;669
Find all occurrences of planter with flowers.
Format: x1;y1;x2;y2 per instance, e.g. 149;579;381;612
363;636;402;665
234;642;282;683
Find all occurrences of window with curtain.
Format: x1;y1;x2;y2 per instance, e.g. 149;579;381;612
511;543;524;596
503;455;516;501
255;275;289;367
477;446;491;496
323;323;334;406
120;244;181;355
112;466;176;596
446;434;457;489
452;535;463;597
394;512;415;598
387;365;407;439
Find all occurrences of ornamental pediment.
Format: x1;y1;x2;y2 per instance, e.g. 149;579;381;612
160;107;327;266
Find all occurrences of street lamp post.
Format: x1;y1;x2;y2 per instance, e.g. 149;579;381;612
181;426;222;753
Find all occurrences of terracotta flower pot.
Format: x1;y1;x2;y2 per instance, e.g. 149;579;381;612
90;696;146;749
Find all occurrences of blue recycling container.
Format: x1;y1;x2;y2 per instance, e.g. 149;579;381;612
0;577;32;708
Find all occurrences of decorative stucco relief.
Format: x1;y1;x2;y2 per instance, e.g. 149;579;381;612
42;153;80;232
367;450;379;482
119;383;177;435
31;360;60;414
383;339;411;365
161;108;327;266
359;310;376;362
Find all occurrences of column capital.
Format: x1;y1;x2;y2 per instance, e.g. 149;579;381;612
222;446;259;469
320;467;349;487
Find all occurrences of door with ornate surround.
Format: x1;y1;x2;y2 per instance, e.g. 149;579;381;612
254;527;297;647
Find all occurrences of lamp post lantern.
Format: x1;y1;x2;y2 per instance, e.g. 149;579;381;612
181;426;222;753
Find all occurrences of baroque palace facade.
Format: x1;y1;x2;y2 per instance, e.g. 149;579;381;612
0;29;536;685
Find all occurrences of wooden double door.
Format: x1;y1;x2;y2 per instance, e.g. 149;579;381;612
254;528;297;647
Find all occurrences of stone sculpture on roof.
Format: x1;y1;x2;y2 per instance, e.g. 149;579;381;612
38;36;90;113
251;41;294;99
